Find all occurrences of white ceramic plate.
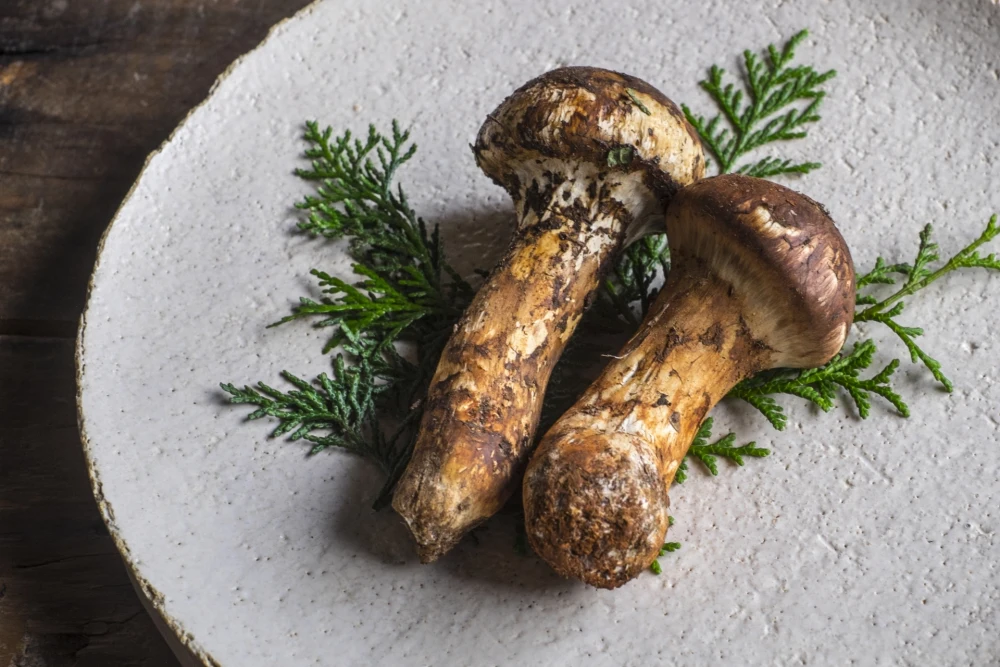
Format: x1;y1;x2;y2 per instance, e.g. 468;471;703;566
78;1;1000;664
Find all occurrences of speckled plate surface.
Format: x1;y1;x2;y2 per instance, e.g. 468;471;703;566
77;1;1000;664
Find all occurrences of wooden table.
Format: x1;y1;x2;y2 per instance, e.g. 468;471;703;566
0;2;313;663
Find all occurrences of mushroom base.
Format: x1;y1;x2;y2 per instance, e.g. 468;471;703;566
523;430;670;589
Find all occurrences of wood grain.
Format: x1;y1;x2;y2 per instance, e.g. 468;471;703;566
0;1;313;664
0;0;313;329
0;336;178;666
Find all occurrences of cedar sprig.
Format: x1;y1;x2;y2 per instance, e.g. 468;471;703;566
853;217;1000;391
674;417;769;485
681;29;836;177
273;264;458;353
600;235;671;326
221;123;476;507
730;341;907;429
287;121;473;353
220;326;416;507
650;516;681;574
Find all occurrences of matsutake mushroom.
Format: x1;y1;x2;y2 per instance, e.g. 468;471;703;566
523;174;856;588
392;67;705;562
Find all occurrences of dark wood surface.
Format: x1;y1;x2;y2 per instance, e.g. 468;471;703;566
0;2;313;664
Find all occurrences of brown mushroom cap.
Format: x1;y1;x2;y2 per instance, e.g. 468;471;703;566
474;66;705;237
666;174;856;368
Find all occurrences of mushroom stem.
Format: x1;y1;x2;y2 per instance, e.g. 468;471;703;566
523;257;768;587
393;169;644;562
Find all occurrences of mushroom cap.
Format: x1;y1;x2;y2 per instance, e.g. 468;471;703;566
665;174;856;369
474;66;705;207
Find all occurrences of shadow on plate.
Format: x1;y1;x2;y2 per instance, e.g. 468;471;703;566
324;456;576;595
245;203;630;594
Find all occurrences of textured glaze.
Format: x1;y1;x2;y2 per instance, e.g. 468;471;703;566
393;67;703;562
524;176;855;588
77;0;1000;665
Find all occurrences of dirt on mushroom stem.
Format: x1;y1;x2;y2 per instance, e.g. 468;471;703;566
523;257;771;587
391;167;651;563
